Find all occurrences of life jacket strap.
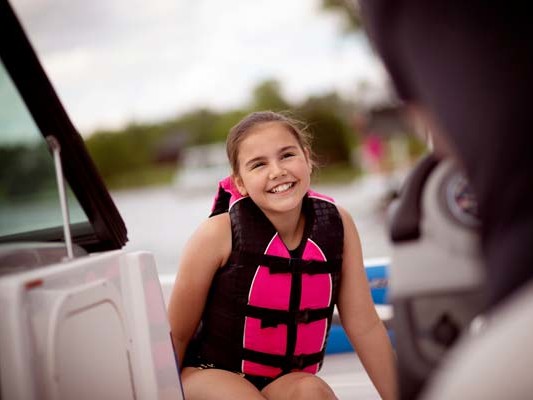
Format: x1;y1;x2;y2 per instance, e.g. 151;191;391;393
229;251;341;274
246;305;333;328
242;348;325;371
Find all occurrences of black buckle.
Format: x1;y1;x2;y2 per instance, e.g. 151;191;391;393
289;258;312;270
261;317;282;329
291;354;307;370
288;258;301;270
296;309;311;323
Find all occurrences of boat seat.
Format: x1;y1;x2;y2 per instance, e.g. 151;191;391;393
388;155;486;399
422;280;533;399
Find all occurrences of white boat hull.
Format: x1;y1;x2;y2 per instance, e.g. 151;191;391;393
0;250;183;400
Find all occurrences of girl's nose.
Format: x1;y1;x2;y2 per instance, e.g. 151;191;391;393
268;163;287;180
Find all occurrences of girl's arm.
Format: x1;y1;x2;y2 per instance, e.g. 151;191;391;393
167;212;232;368
336;206;397;400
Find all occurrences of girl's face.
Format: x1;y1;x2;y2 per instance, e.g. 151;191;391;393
233;122;312;219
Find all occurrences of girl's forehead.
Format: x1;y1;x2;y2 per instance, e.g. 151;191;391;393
239;122;299;151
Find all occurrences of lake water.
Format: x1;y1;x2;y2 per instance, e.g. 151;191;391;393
113;174;399;275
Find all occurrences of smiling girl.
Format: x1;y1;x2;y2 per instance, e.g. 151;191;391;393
168;111;396;399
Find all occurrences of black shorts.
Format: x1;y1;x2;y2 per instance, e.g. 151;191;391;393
183;355;275;391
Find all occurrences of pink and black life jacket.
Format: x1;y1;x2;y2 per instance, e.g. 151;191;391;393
187;177;344;378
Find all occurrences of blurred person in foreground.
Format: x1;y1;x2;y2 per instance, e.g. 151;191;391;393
358;1;533;312
358;1;533;399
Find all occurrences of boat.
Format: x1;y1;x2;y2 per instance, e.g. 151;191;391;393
172;143;230;194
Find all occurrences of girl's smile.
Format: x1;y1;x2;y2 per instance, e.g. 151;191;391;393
268;181;295;194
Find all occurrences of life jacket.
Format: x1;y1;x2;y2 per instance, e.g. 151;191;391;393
187;177;344;378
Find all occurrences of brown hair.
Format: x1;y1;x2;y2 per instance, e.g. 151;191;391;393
226;111;316;175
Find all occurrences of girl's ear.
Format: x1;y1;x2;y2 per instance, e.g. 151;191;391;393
232;174;248;196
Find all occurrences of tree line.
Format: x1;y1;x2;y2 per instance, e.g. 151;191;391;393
84;79;362;189
1;78;423;199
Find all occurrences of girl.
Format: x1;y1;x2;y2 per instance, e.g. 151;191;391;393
168;111;396;399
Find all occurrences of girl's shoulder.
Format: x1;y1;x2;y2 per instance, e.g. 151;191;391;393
189;212;232;267
335;204;351;220
198;212;231;240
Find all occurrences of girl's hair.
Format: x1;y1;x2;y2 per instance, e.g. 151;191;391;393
226;111;316;175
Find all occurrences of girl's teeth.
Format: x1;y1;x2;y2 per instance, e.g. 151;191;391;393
272;183;292;193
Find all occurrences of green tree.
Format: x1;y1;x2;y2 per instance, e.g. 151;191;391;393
210;110;249;143
251;80;291;112
296;93;358;167
0;143;55;199
321;0;362;32
172;108;220;146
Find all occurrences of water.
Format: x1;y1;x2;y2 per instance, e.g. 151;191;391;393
112;174;398;275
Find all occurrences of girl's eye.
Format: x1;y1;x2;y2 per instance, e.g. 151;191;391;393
251;162;265;170
282;152;295;159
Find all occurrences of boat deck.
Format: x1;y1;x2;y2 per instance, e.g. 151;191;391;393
319;353;380;399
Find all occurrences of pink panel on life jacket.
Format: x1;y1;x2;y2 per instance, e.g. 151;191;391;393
295;240;330;368
294;318;328;355
244;234;291;376
247;234;291;310
220;176;245;207
300;239;332;310
242;317;286;377
243;317;287;355
211;176;245;213
243;228;333;376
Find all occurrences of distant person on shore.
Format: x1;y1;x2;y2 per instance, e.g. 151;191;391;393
358;1;533;310
168;111;396;399
361;133;385;175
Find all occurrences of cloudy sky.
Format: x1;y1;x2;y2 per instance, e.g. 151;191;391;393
9;0;387;136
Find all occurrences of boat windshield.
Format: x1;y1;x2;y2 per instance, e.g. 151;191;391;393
0;60;88;238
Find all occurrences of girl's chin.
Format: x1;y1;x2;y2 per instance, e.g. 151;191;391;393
261;196;305;215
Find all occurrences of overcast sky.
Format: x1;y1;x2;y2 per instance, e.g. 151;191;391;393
9;0;387;136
